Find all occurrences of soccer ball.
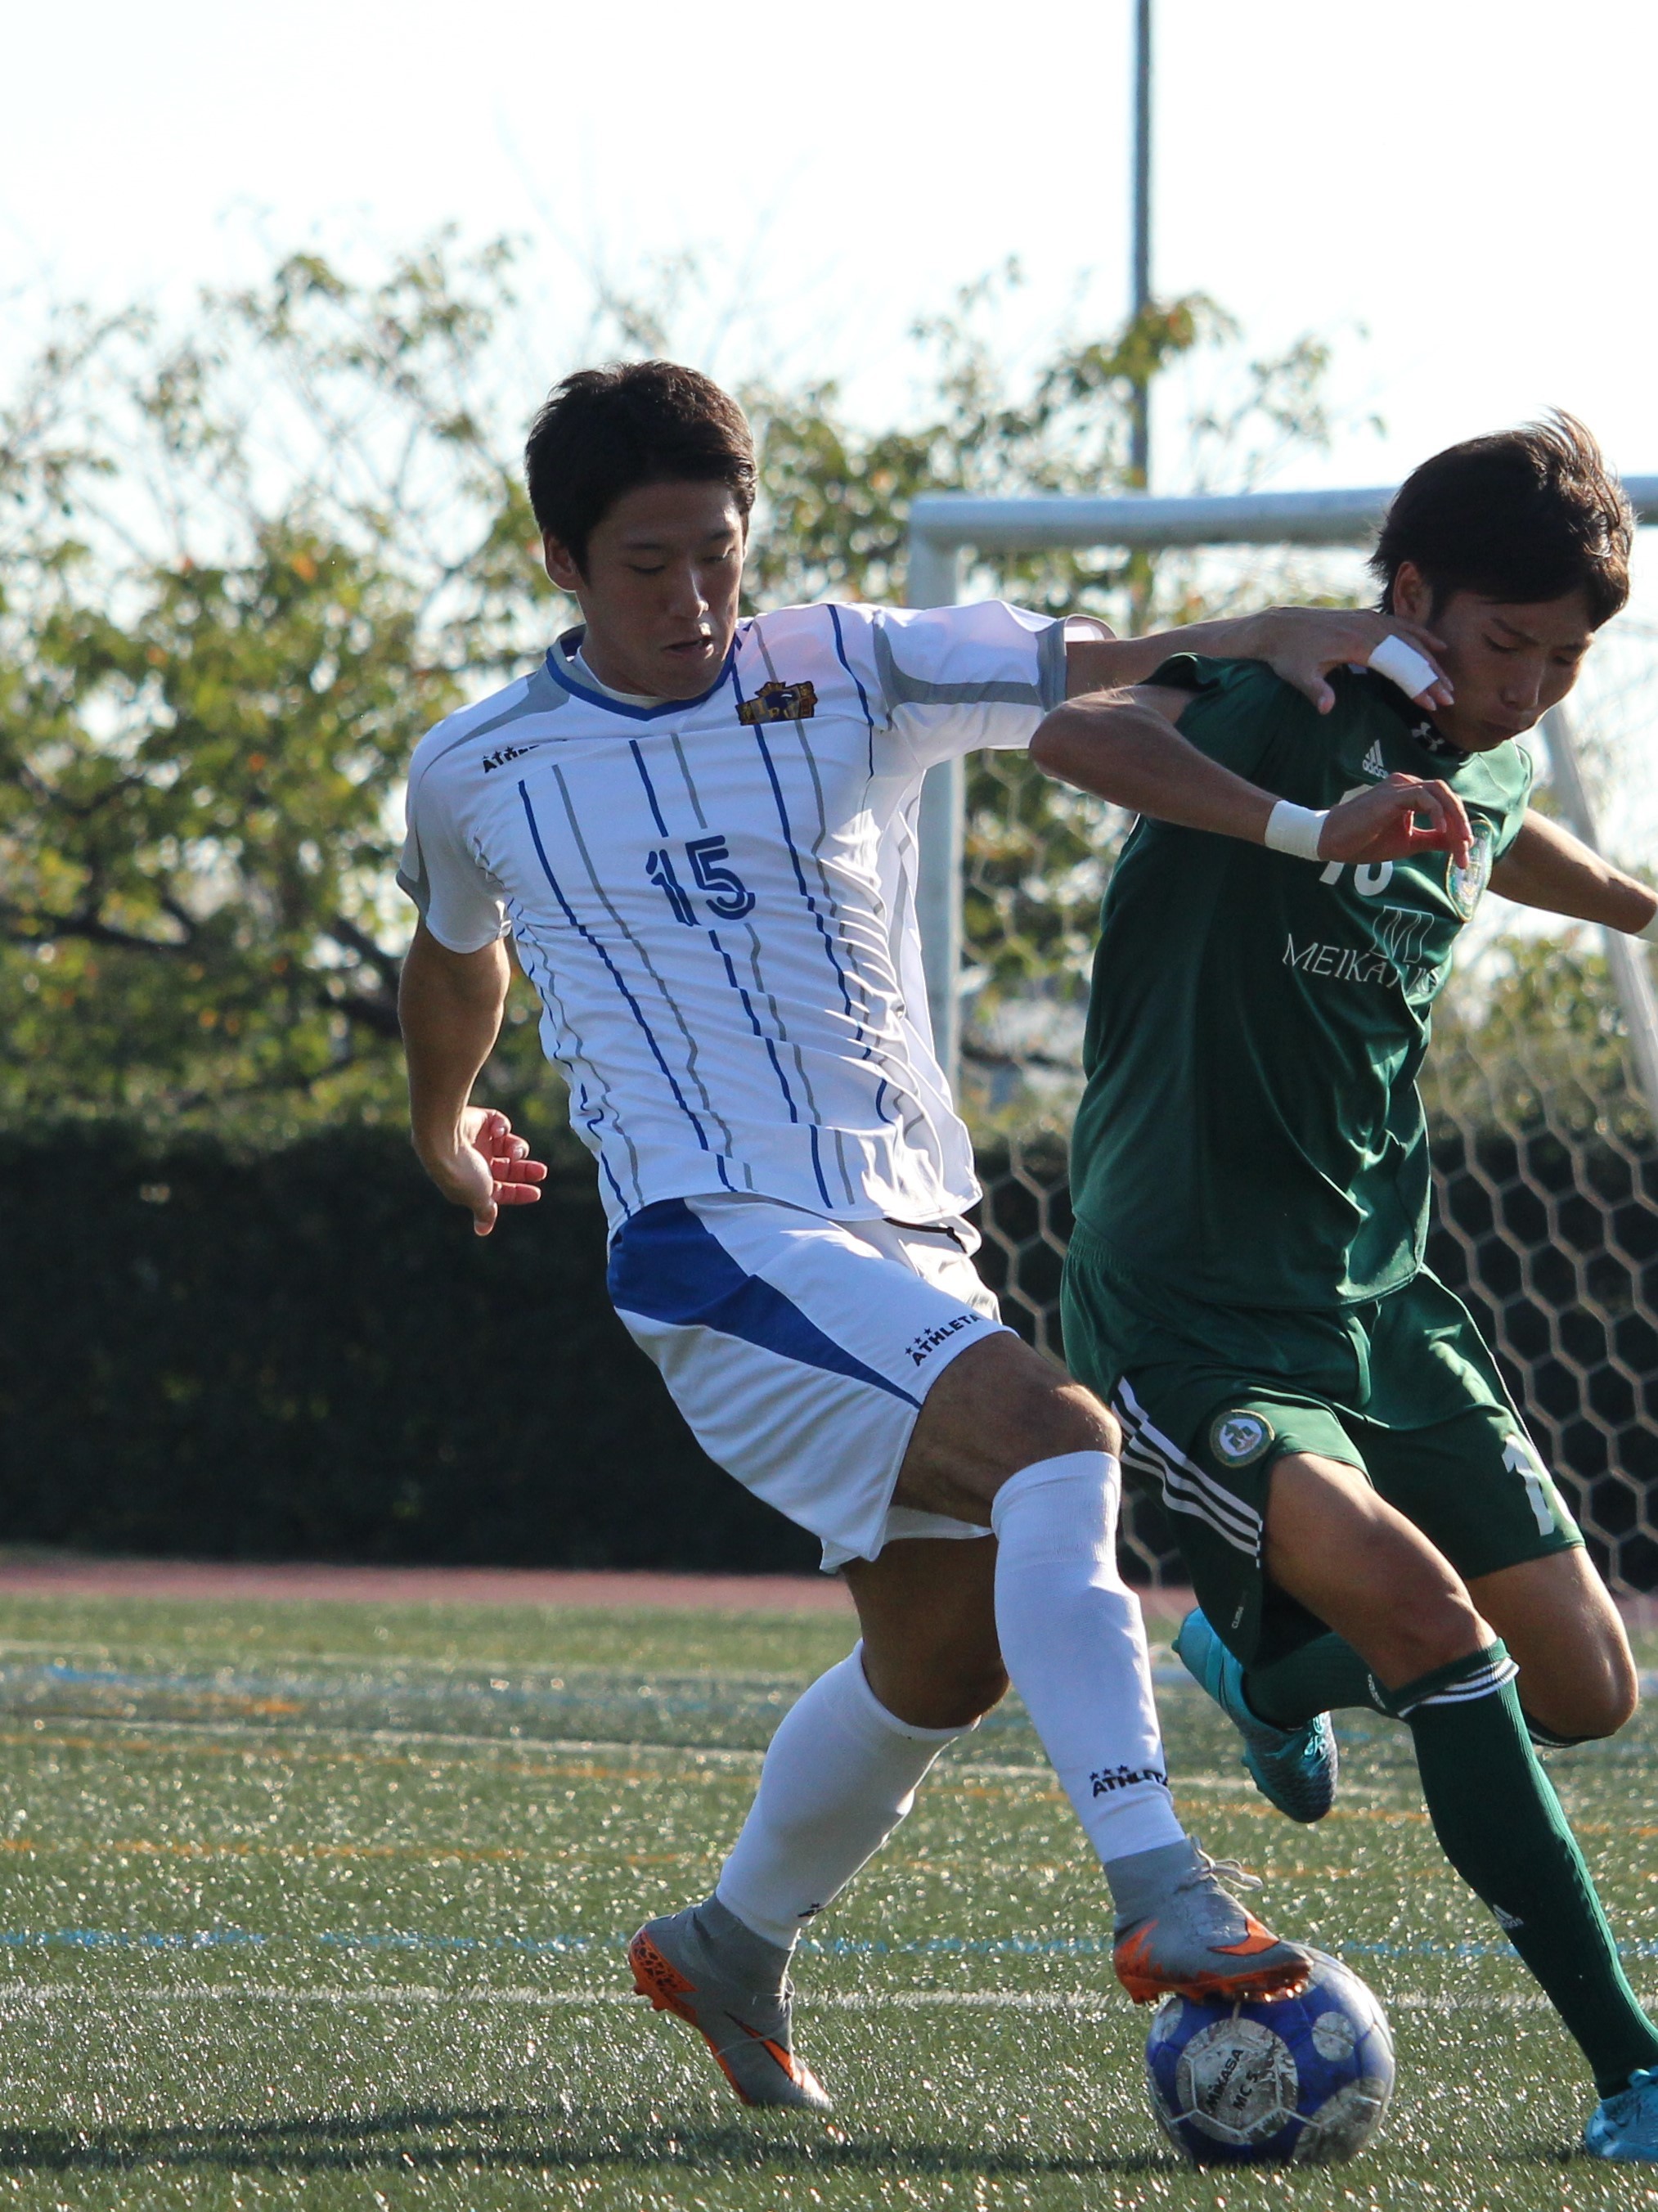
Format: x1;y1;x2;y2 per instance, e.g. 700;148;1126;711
1144;1949;1395;2165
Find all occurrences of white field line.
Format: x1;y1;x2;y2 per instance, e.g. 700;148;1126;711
0;1711;775;1768
0;1987;1568;2013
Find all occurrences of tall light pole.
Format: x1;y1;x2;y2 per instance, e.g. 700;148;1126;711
1130;0;1153;488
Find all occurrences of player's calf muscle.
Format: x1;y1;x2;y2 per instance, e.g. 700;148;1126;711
845;1540;1009;1731
893;1333;1118;1523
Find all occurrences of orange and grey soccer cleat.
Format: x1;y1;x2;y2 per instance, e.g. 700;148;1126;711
628;1897;832;2113
1109;1838;1312;2005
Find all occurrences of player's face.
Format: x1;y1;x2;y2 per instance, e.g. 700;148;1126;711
544;481;748;700
1391;560;1596;753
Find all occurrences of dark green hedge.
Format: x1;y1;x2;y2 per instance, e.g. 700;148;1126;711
9;1123;1655;1581
0;1126;816;1571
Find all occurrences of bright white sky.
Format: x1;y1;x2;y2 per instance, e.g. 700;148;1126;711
7;0;1657;861
6;0;1656;494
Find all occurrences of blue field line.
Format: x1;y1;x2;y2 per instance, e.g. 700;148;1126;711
7;1925;1658;1967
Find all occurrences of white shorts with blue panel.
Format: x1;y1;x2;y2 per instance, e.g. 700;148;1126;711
608;1195;1010;1570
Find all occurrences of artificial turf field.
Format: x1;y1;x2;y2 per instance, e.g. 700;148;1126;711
0;1594;1656;2210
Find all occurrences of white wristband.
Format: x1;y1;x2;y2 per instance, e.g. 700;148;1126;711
1264;800;1329;861
1368;635;1439;701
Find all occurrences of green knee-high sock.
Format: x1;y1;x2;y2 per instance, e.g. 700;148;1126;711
1243;1632;1387;1728
1390;1641;1658;2097
1247;1633;1593;1754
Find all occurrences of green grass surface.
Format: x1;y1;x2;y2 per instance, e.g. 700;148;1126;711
0;1594;1655;2207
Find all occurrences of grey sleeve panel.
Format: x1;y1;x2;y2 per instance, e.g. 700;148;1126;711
870;621;1049;713
421;666;570;772
395;855;430;917
1037;616;1067;710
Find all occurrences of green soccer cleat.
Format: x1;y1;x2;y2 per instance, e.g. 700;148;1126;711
1174;1607;1338;1824
629;1897;832;2113
1585;2066;1658;2160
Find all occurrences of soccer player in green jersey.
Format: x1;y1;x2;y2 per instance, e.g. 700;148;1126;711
1032;415;1658;2160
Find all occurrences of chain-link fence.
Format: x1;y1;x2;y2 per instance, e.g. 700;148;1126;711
931;510;1658;1590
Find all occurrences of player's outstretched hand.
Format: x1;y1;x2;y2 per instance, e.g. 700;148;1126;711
424;1106;547;1238
1251;608;1454;717
1320;774;1472;869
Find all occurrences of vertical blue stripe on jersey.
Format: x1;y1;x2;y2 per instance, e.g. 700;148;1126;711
708;928;791;1108
741;643;897;1141
607;1199;920;1408
517;782;712;1155
825;609;892;1114
706;924;807;1135
640;713;820;1189
737;680;860;1041
629;738;671;837
827;602;878;777
506;898;637;1216
623;741;737;1192
825;608;890;1142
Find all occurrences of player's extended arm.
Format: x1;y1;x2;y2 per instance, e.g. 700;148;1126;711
1490;812;1658;934
398;922;546;1237
1031;683;1474;867
1065;607;1454;716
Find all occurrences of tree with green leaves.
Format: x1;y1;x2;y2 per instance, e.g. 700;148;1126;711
0;241;1355;1137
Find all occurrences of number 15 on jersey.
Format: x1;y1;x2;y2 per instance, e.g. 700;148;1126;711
647;835;756;924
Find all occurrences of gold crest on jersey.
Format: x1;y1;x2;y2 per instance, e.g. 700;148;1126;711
738;681;818;726
1448;823;1494;920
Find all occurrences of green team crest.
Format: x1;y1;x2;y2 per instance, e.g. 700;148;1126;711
1209;1410;1276;1467
1448;824;1494;920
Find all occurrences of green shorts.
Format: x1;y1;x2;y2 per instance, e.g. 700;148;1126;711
1061;1222;1583;1669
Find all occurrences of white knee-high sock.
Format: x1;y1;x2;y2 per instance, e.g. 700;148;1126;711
991;1451;1184;1870
715;1644;971;1951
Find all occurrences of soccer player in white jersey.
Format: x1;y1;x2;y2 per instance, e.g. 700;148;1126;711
396;361;1467;2112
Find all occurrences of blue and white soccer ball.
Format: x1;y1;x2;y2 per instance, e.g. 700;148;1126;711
1144;1949;1395;2165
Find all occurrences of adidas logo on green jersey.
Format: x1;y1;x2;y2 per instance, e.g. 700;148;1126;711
1361;740;1387;779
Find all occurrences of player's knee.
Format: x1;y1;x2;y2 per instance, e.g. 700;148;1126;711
1020;1374;1119;1463
947;1657;1012;1728
1548;1651;1638;1740
871;1648;1009;1732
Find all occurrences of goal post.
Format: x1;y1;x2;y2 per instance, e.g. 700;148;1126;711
907;479;1658;1589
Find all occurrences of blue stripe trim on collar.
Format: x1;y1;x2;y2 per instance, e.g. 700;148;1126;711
542;627;739;722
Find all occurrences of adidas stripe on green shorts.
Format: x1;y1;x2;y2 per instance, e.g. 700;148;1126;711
1061;1222;1582;1671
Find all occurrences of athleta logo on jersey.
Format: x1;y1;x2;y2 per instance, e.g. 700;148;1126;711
737;680;817;726
481;743;535;773
904;1311;981;1366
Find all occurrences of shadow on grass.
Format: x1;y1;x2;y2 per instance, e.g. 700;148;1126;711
0;2103;1174;2179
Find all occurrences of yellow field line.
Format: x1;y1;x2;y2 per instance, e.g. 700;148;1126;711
2;1720;1644;1848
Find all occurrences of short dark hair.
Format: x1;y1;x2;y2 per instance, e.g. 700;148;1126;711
1370;411;1632;627
523;360;757;568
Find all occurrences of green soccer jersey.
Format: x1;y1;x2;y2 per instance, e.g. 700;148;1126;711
1067;654;1535;1311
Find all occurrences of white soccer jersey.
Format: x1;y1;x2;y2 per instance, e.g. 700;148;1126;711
398;599;1067;1231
